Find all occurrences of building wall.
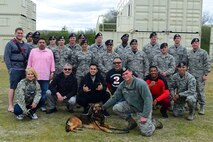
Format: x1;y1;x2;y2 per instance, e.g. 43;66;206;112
0;0;36;56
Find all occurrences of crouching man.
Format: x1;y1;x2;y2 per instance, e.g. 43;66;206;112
46;63;77;114
171;62;197;120
103;67;163;137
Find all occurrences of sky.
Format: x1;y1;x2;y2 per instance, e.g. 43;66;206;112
31;0;213;31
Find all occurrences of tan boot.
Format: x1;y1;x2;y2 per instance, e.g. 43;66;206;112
198;105;205;115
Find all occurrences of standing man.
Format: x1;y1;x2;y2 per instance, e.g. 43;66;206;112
52;36;72;75
67;33;81;53
169;34;188;69
98;39;119;78
31;31;40;48
187;38;211;115
170;62;197;120
143;32;161;66
89;32;106;64
103;67;163;136
153;43;175;89
125;39;149;79
4;27;31;112
145;66;170;118
26;32;33;45
47;36;57;50
114;34;130;65
27;38;55;111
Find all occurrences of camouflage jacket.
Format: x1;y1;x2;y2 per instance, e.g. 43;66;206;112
143;43;161;66
89;43;106;64
169;44;188;66
15;79;41;114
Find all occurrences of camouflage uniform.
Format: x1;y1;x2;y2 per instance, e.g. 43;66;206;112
187;48;211;106
143;43;161;66
152;53;175;88
98;51;119;76
169;45;188;67
89;43;106;64
52;46;72;75
114;44;130;65
47;45;57;50
15;79;41;114
170;72;197;117
74;51;94;85
125;50;149;79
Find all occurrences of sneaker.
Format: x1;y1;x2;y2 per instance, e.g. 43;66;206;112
40;107;47;112
16;114;24;120
152;118;163;129
46;108;57;114
30;113;38;120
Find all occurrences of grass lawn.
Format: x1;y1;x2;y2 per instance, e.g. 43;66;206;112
0;61;213;142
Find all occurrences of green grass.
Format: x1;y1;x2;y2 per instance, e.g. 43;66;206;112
0;62;213;142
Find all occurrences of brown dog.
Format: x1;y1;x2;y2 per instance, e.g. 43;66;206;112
65;103;114;133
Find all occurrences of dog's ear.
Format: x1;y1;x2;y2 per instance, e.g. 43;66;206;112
87;104;94;115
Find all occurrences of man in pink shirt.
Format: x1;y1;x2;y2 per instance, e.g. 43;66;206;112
27;38;55;111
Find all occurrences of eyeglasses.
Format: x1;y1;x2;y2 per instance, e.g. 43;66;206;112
113;62;121;65
63;68;71;71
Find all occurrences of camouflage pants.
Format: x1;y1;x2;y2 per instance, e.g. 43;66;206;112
195;77;206;105
173;95;196;116
112;101;155;136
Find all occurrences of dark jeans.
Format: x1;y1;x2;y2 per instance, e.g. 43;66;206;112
76;91;110;108
14;104;38;116
37;80;49;108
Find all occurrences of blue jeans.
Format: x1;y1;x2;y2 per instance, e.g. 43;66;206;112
37;80;49;108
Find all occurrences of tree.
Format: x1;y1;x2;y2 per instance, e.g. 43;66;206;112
202;11;213;25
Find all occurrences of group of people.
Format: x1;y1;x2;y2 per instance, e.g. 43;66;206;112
4;27;211;137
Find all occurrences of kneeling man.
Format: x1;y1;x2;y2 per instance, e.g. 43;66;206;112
103;67;162;137
171;62;197;120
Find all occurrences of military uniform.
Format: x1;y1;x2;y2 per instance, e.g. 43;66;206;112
143;43;161;66
152;53;175;88
52;46;72;75
188;47;211;107
170;71;197;118
114;44;130;64
89;43;106;64
15;79;41;114
169;44;188;67
125;50;149;79
74;50;94;85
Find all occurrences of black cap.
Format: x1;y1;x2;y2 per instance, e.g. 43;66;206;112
105;39;113;46
173;34;181;40
121;34;129;39
78;33;86;39
32;31;40;38
149;32;157;38
177;61;187;68
95;32;102;39
80;40;87;45
49;36;56;41
160;43;168;49
191;38;199;44
69;33;76;38
121;66;131;74
130;39;137;45
57;36;65;41
26;32;33;39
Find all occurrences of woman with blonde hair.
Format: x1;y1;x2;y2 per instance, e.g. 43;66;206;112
14;68;41;120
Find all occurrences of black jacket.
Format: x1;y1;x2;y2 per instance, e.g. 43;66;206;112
78;72;106;95
49;72;77;99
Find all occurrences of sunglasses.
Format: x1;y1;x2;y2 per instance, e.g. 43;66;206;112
113;62;121;65
63;68;71;71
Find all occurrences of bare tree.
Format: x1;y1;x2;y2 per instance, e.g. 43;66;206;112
202;11;213;25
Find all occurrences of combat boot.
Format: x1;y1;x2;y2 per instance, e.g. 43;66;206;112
152;118;163;129
125;117;137;130
198;105;205;115
187;108;195;121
